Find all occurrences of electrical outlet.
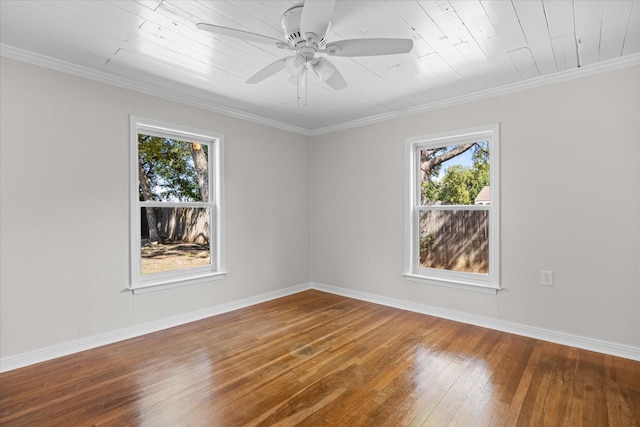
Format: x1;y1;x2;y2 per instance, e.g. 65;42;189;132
541;270;554;286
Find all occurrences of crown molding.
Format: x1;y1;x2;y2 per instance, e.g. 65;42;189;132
0;44;312;136
2;44;638;137
308;53;640;136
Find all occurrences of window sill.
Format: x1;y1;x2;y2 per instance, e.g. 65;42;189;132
130;271;228;294
403;273;500;294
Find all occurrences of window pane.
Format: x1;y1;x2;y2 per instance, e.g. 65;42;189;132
419;141;490;206
419;210;488;274
140;207;211;275
138;135;209;202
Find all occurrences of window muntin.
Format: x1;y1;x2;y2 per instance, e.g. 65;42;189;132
405;125;500;293
130;117;225;292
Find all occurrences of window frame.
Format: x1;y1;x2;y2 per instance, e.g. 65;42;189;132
404;124;500;294
129;116;226;293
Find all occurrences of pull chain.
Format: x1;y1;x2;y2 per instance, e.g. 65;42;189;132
304;66;308;106
296;66;309;109
296;73;300;109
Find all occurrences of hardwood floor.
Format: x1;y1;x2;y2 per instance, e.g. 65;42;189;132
1;290;639;426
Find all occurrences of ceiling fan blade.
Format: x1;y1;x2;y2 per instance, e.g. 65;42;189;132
324;68;347;91
246;57;289;84
310;57;347;90
300;0;335;38
196;23;285;48
325;38;414;57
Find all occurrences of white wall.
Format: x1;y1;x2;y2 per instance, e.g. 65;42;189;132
311;65;640;348
0;57;311;359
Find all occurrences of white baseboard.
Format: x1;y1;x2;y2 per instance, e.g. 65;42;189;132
0;283;312;373
311;282;640;362
3;281;638;372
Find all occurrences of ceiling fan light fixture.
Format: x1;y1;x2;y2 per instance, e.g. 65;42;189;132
197;0;412;92
285;54;306;76
288;74;307;87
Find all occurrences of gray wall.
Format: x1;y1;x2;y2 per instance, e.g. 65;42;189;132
311;65;640;348
0;57;311;358
1;56;638;361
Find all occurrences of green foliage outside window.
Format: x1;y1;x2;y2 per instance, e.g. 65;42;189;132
421;142;489;205
138;135;208;202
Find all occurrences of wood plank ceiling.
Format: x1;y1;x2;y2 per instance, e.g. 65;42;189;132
1;1;639;133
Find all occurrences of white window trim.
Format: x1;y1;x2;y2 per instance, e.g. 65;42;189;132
403;124;500;294
129;116;226;293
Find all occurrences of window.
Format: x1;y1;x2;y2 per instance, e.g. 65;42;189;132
404;124;500;293
130;117;225;293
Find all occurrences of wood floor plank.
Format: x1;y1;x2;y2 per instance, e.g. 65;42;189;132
1;290;638;426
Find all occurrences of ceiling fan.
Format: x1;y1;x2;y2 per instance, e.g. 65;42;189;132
196;0;413;90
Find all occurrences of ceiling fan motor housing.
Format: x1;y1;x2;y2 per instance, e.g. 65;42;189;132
196;1;412;90
281;6;304;46
281;5;329;48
